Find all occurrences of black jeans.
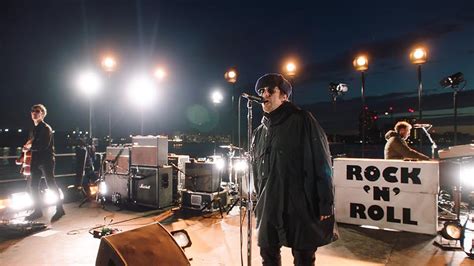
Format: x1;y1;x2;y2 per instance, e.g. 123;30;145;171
260;246;317;266
28;159;61;210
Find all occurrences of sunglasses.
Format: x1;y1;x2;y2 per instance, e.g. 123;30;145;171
31;109;42;114
257;87;277;96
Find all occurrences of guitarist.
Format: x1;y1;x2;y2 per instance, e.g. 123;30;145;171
25;104;65;222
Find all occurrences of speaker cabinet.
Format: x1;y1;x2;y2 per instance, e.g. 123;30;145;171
132;166;172;209
105;146;131;175
103;173;130;203
96;222;190;266
184;161;220;193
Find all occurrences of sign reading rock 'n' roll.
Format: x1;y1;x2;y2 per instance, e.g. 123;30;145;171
333;158;439;235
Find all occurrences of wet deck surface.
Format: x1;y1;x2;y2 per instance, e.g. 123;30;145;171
1;202;474;265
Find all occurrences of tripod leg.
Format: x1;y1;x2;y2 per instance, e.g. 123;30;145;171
227;197;240;214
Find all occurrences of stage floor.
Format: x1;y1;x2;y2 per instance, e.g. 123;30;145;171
1;202;473;266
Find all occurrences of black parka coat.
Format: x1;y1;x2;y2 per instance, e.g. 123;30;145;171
251;101;336;250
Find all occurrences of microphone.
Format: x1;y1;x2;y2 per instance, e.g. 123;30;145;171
241;93;267;103
413;123;432;128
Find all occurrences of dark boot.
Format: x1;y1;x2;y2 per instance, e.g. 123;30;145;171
51;204;65;222
26;208;43;221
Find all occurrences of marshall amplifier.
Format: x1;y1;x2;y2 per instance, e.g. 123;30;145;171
131;166;172;209
103;173;131;204
185;161;221;193
131;135;168;167
105;146;131;175
181;189;229;212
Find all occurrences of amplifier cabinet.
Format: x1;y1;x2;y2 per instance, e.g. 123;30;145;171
184;161;221;193
132;166;173;209
106;146;131;160
131;136;168;167
103;173;131;204
168;155;190;191
105;146;131;175
182;190;228;212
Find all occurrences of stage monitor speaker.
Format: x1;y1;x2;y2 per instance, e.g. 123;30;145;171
184;161;220;193
131;135;168;167
132;166;172;209
96;222;190;266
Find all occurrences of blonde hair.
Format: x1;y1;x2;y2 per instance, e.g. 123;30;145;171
394;121;411;132
31;104;47;117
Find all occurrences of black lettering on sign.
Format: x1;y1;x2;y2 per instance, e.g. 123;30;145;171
373;186;390;201
386;206;401;223
347;165;363;180
403;208;418;225
368;205;384;221
350;203;366;219
401;168;421;184
383;167;398;183
364;166;380;182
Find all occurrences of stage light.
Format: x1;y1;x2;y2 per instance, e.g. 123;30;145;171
215;158;225;171
234;160;248;172
461;165;474;187
77;71;102;97
440;220;463;240
440;72;465;89
9;192;33;211
353;55;369;71
285;61;297;77
211;90;224;104
127;75;157;107
329;82;349;97
101;56;117;72
99;181;108;195
43;189;59;205
410;47;428;65
225;69;237;84
171;229;192;249
154;67;167;81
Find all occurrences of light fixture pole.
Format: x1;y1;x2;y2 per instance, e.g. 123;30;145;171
284;61;297;102
353;55;369;158
410;47;428;149
225;68;238;145
101;55;117;144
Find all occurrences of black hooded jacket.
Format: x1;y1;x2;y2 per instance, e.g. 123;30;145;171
251;101;335;249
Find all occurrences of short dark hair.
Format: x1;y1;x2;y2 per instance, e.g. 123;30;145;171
31;104;47;117
394;121;411;132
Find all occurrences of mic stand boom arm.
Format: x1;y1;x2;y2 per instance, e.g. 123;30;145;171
420;125;438;159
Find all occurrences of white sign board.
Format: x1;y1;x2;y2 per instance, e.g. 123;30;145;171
334;158;439;235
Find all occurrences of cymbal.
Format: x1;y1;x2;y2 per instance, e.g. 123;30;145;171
219;144;243;150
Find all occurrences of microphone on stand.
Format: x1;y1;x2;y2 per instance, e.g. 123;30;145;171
241;93;267;103
413;123;432;128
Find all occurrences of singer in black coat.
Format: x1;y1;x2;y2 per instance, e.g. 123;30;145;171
251;100;336;251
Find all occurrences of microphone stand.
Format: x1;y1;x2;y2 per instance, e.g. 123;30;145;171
419;125;437;159
245;98;254;266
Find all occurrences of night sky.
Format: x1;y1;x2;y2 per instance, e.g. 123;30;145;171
1;0;473;137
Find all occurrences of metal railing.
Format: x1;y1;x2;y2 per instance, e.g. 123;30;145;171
0;153;76;184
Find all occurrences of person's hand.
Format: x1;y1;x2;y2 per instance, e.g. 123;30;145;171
320;215;331;221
